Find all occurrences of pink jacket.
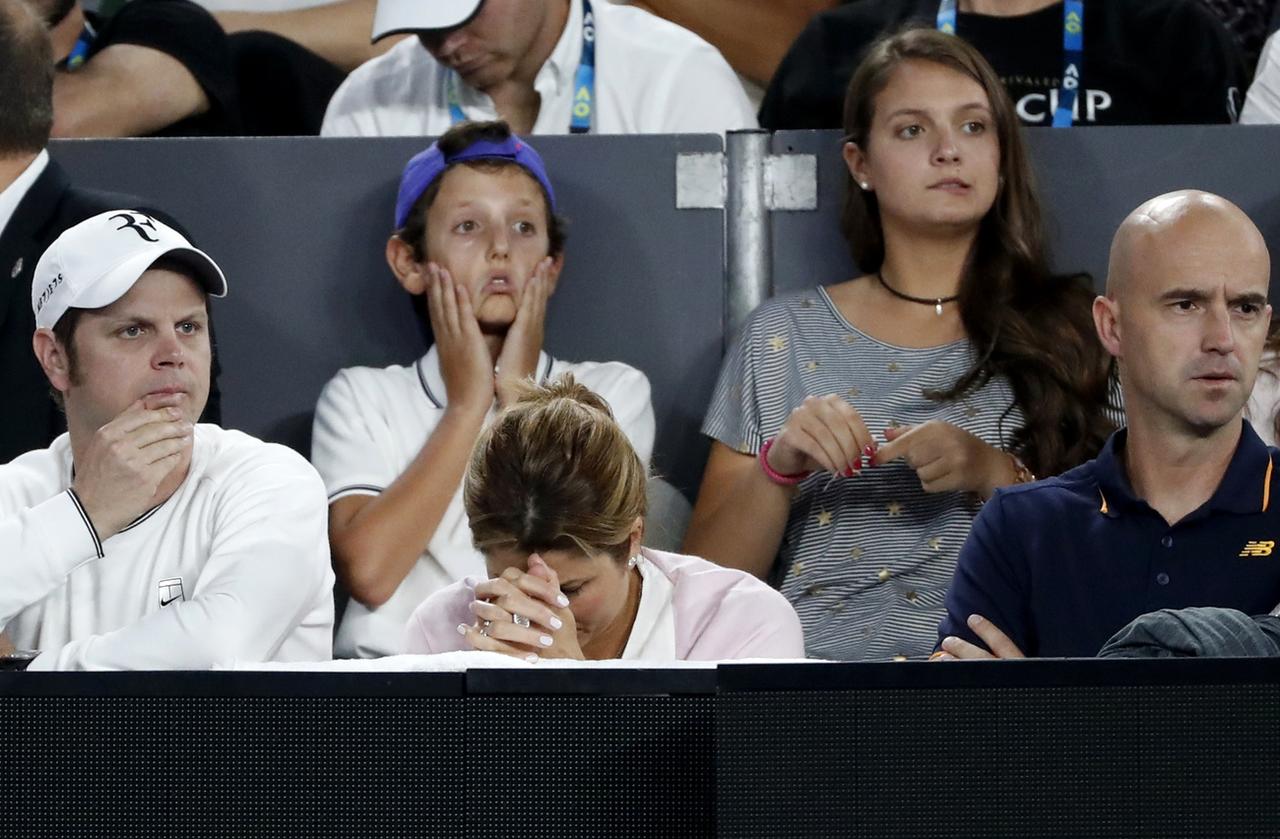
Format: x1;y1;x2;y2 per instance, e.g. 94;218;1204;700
402;548;805;660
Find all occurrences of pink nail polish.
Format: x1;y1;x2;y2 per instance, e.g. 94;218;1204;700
549;616;564;629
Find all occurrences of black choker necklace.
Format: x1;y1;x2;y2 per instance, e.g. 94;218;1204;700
877;272;958;316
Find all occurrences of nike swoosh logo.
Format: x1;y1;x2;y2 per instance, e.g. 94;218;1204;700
160;595;182;607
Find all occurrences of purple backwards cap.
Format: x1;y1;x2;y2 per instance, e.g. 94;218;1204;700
394;134;557;229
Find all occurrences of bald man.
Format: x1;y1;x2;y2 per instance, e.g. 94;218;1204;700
936;190;1280;659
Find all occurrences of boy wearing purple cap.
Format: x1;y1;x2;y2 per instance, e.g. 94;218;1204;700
309;121;654;658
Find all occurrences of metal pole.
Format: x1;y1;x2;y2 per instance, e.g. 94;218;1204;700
724;129;772;342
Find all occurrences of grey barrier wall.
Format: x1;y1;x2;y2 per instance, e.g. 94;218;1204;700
4;661;1279;837
48;126;1280;500
769;125;1280;304
50;135;727;498
717;658;1280;838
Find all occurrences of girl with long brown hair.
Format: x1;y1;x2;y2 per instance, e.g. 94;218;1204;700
684;27;1116;660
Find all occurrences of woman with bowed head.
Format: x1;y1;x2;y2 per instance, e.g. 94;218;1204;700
403;376;804;662
684;28;1117;660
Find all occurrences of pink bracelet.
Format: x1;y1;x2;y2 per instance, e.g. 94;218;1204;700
759;437;813;486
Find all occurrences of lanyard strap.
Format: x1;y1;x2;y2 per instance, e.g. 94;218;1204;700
936;0;1084;128
449;0;596;133
60;21;97;71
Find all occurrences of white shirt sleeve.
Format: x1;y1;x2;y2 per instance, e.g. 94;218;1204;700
0;491;103;631
310;369;397;501
320;74;374;137
651;41;759;133
27;450;334;670
581;362;656;466
1242;32;1280;124
612;367;656;466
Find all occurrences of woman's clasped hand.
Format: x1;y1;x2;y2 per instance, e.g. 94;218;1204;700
457;553;583;662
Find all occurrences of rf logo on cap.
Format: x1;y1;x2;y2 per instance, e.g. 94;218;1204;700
30;209;227;331
110;212;160;243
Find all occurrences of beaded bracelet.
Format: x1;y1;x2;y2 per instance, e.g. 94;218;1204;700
759;437;813;486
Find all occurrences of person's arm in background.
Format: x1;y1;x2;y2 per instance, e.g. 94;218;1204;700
628;0;836;86
756;4;853;130
52;43;210;137
214;0;406;72
51;0;236;137
683;441;796;579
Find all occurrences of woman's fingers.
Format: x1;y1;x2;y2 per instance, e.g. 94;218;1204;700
468;600;556;649
915;457;962;493
474;575;566;630
782;396;873;474
503;562;570;610
787;423;847;475
812;397;873;468
455;622;541;663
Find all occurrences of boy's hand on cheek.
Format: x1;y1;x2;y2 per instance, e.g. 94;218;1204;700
496;257;552;408
425;263;494;417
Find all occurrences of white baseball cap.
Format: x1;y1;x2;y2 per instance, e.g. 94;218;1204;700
32;210;227;331
372;0;483;41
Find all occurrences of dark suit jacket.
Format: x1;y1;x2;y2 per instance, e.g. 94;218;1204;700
0;157;220;464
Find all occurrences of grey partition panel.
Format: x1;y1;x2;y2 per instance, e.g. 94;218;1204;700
769;131;858;295
717;659;1280;839
771;126;1280;296
463;667;717;839
49;135;725;497
1;672;466;839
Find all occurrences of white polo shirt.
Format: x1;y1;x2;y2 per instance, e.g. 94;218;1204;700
320;0;757;137
0;425;335;670
311;347;655;658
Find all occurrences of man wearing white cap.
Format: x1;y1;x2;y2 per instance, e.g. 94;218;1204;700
320;0;758;137
0;210;334;671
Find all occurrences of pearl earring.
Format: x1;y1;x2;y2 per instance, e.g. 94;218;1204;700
627;555;641;569
859;181;871;190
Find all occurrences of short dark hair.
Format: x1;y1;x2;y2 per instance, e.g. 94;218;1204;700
396;120;567;262
0;0;54;156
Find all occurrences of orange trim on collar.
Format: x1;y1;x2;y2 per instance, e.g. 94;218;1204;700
1264;455;1273;513
1098;489;1109;515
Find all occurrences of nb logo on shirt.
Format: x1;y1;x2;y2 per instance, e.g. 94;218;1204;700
1239;540;1276;558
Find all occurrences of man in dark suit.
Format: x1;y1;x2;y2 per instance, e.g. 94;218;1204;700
0;0;218;464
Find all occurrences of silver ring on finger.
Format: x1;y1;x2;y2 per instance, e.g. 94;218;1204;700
512;613;531;628
479;619;493;638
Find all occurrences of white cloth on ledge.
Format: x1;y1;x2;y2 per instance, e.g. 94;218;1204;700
226;651;817;672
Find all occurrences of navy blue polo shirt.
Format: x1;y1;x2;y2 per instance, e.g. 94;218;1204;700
940;421;1280;657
